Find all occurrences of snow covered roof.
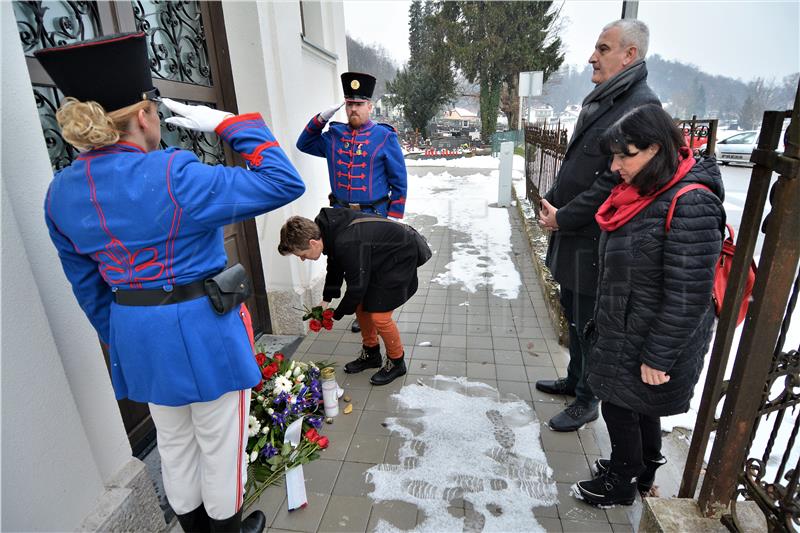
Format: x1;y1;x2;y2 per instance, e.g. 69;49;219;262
446;107;478;119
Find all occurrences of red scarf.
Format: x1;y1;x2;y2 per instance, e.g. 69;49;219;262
595;146;695;232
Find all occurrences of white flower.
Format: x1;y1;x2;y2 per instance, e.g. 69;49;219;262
267;408;274;415
293;366;302;377
288;395;297;404
296;373;306;382
248;415;261;437
274;375;293;394
284;370;292;379
256;395;264;402
249;451;257;463
261;426;269;435
290;361;296;370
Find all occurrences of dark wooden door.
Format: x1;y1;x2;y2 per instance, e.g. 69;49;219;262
16;0;270;453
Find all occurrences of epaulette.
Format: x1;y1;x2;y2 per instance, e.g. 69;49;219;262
377;122;398;133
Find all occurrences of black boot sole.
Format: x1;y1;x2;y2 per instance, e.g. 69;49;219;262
343;362;382;374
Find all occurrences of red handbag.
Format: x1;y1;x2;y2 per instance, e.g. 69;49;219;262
666;184;756;326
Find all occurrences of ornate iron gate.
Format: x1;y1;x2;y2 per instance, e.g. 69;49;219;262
680;82;800;531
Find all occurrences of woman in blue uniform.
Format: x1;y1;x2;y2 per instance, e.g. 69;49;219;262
35;33;305;533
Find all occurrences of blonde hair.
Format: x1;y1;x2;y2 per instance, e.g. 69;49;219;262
56;97;152;151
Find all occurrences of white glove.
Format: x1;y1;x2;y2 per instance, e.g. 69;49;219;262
162;98;234;133
319;102;344;122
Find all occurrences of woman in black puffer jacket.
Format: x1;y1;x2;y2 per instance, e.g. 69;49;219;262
572;104;724;507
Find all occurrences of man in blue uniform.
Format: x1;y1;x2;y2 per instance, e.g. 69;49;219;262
36;32;304;533
297;71;408;333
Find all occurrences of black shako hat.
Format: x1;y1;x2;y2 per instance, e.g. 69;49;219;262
341;72;376;102
34;32;159;113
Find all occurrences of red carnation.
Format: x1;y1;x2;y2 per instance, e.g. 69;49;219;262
316;436;329;449
322;318;334;330
255;352;267;366
254;381;264;392
322;309;334;320
274;352;284;362
309;319;322;332
262;362;279;379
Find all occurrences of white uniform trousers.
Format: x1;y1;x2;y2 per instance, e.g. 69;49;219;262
149;389;250;520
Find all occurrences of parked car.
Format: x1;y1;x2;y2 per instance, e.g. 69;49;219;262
715;130;759;165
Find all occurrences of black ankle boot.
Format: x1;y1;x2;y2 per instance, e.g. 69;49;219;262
209;509;265;533
350;318;361;333
369;353;406;386
594;455;667;494
176;504;210;533
344;344;382;374
573;470;637;507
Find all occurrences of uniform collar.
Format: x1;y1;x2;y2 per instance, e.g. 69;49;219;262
346;120;375;134
77;141;147;159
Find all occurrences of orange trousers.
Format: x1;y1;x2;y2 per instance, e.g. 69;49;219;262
355;305;404;359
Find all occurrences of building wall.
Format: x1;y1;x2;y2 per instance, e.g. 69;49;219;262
222;0;348;334
1;3;133;529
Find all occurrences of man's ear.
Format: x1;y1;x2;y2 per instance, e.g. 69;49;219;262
624;46;638;66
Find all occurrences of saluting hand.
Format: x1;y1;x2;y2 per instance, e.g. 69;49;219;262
162;98;234;133
641;363;670;386
319;102;344;122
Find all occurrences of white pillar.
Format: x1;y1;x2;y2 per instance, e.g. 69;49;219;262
1;1;131;485
498;141;514;207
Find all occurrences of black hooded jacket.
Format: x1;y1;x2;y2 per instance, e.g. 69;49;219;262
587;158;725;417
315;208;418;320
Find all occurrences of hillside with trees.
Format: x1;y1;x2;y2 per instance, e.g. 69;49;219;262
541;55;798;128
345;36;399;101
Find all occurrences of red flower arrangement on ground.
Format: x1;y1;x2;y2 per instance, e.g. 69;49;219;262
301;305;334;332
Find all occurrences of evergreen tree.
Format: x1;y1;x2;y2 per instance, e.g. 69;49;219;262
388;1;456;135
436;1;563;139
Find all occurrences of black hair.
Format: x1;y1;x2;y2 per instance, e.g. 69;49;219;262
599;104;686;196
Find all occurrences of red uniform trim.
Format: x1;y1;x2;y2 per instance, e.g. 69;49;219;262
165;152;183;283
214;113;264;136
34;32;146;54
369;134;390;201
235;390;246;511
240;140;280;167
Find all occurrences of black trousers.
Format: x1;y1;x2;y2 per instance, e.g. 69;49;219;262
601;401;662;479
560;288;598;407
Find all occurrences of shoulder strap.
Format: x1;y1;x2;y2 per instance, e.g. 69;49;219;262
347;217;396;228
665;183;712;233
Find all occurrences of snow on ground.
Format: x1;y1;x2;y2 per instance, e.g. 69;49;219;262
405;154;526;172
405;158;524;299
368;376;557;533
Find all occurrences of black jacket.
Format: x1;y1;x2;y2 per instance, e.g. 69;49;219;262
587;158;725;417
316;208;418;320
545;69;660;296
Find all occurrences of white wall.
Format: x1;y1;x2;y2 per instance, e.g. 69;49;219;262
1;2;133;528
222;0;349;333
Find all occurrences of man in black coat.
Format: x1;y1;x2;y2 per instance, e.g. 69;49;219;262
536;19;661;431
278;208;420;386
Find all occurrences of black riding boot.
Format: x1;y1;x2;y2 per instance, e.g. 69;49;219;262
176;504;210;533
209;509;266;533
344;344;382;373
594;455;667;494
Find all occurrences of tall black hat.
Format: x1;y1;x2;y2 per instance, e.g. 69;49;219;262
341;72;376;102
34;32;159;112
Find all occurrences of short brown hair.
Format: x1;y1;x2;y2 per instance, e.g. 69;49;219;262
278;216;321;255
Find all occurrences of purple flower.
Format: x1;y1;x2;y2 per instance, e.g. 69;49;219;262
260;443;278;459
307;416;323;429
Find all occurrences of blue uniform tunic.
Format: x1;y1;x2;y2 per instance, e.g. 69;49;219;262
45;113;305;406
296;116;407;218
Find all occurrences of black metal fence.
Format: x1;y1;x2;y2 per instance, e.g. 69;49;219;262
523;122;569;206
679;83;800;532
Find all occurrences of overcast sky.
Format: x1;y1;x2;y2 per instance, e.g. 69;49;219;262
343;0;799;82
